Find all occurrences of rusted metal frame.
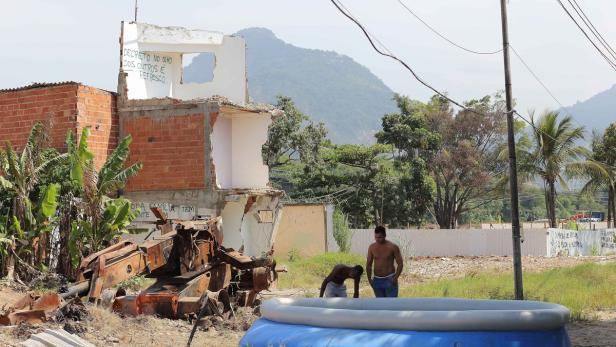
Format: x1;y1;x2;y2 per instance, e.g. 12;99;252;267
87;245;149;299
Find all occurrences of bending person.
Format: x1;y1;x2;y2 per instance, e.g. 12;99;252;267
319;264;364;298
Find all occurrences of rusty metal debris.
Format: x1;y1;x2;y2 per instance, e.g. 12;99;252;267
0;292;62;325
0;208;279;326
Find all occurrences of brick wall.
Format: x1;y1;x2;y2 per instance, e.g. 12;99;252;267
0;83;118;169
122;112;208;192
76;85;118;168
0;83;80;151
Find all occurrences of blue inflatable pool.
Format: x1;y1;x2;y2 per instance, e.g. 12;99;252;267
240;298;571;347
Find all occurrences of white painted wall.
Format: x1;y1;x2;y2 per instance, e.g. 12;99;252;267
241;195;283;257
211;112;271;189
221;195;282;257
121;22;247;104
221;197;247;251
349;229;549;257
211;115;233;189
547;228;616;256
230;114;270;188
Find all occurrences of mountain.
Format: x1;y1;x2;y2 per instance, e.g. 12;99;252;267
183;27;397;143
564;84;616;136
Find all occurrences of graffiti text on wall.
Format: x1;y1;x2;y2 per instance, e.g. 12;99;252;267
123;49;173;83
547;229;616;256
135;202;198;221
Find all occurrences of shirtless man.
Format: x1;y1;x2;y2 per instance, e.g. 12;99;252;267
319;264;363;298
366;226;403;297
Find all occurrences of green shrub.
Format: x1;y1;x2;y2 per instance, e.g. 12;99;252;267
333;209;352;252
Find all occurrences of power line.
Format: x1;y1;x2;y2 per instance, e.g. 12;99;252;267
329;0;478;112
334;0;393;56
555;0;616;71
513;110;616;171
509;44;607;143
567;0;616;61
509;45;571;115
395;0;502;55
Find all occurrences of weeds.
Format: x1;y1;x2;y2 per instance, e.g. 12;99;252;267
116;276;153;292
276;252;366;289
399;262;616;320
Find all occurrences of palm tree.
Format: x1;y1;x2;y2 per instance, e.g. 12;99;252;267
572;161;615;227
523;111;586;228
570;125;616;227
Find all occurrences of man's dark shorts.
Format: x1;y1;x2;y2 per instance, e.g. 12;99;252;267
371;274;398;297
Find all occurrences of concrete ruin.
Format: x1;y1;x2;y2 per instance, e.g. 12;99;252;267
0;22;283;259
118;22;284;258
0;22;288;324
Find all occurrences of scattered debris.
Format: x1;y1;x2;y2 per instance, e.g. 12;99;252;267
20;328;95;347
56;298;89;323
28;272;68;292
62;321;86;336
11;322;41;340
0;292;62;325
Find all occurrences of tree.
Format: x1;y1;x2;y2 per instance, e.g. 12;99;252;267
67;127;142;263
522;111;587;228
570;123;616;227
378;94;508;228
0;123;65;280
262;96;327;168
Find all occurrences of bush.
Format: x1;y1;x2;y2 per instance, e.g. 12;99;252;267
333;209;352;252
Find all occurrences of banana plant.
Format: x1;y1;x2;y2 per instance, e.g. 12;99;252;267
66;127;142;265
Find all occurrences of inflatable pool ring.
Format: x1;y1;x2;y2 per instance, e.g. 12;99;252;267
240;297;571;347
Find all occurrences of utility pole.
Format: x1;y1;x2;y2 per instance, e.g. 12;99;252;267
499;0;524;300
134;0;138;22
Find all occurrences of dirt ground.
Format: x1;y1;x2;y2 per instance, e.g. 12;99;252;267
0;255;614;347
401;254;616;284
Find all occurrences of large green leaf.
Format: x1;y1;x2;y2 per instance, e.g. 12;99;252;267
0;176;13;189
11;216;24;239
39;183;60;219
67;128;94;187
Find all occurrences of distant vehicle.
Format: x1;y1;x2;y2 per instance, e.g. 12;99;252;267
578;217;601;223
572;211;605;223
591;212;605;221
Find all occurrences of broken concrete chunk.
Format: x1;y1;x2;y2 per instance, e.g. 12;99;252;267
20;329;95;347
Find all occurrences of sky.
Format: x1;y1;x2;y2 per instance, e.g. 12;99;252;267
1;0;615;114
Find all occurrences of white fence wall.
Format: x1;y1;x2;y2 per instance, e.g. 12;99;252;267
547;228;616;256
349;229;548;257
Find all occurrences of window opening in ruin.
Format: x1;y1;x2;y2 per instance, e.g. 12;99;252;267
181;52;215;84
257;210;274;223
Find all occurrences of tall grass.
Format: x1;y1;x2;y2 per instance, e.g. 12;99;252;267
399;262;616;320
276;253;616;320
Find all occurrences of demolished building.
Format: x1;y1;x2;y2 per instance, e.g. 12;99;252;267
0;22;284;259
0;22;286;322
117;22;284;259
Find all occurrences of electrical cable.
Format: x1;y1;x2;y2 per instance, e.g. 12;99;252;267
509;45;570;114
395;0;502;55
513;110;616;171
329;0;482;113
554;0;616;71
566;0;616;61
